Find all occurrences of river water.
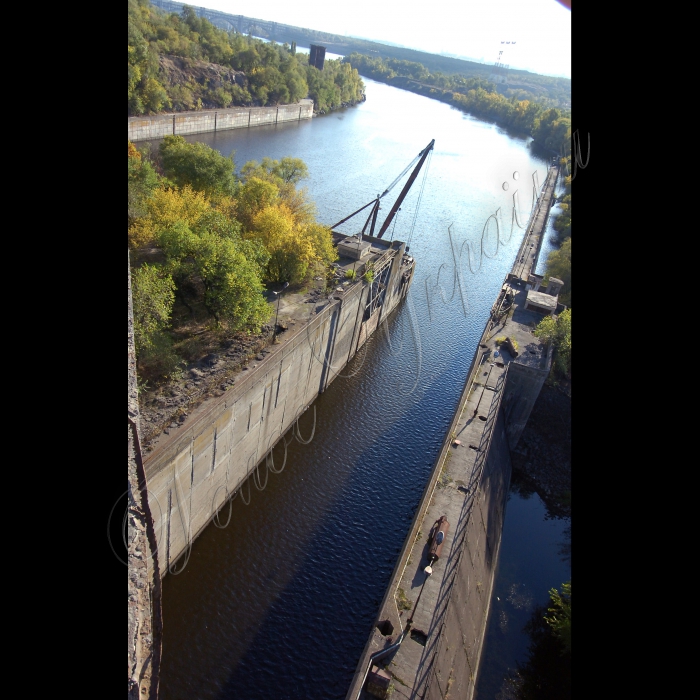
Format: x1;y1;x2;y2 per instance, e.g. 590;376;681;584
154;78;556;700
473;491;571;699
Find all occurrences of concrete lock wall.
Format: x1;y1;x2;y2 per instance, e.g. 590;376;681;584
424;407;512;700
128;100;314;142
144;242;408;576
501;343;553;450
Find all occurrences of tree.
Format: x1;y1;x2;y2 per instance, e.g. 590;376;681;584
534;308;571;378
193;232;271;329
128;184;210;249
516;600;571;700
250;204;314;283
128;141;159;228
159;135;236;197
544;238;571;307
131;264;176;355
242;156;309;185
544;581;571;655
156;215;271;331
235;176;280;230
142;78;171;114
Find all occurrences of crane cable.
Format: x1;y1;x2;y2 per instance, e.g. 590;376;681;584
406;148;433;249
379;152;422;199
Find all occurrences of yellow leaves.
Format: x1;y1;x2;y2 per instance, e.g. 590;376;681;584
305;222;338;266
280;184;316;226
235;177;279;230
128;141;141;160
247;204;331;283
211;194;239;221
250;204;296;249
148;185;209;227
128;185;211;249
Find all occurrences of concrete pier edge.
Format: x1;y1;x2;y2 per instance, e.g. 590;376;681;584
344;304;499;700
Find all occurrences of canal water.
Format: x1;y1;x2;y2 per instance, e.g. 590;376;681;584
152;77;555;700
473;491;571;699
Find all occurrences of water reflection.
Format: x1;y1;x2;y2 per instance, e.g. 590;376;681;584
157;77;551;699
473;490;571;700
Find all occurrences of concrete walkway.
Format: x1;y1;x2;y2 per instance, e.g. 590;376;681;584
346;278;548;699
510;164;559;282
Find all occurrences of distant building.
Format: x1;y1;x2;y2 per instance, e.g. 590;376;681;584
309;44;326;70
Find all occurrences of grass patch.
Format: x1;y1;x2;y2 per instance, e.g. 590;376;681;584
395;587;413;612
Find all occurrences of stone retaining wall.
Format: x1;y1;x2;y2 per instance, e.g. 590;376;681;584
128;100;314;142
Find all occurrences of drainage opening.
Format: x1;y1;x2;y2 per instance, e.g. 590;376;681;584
496;362;505;367
410;629;428;646
479;344;488;349
469;445;481;451
376;620;394;637
478;415;487;421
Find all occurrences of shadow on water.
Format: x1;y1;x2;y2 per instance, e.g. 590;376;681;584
156;76;554;699
473;488;570;700
160;308;477;700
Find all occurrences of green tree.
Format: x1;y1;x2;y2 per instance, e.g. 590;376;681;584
194;232;271;328
157;218;271;331
128;141;160;228
544;238;571;307
131;263;176;355
142;78;171;114
534;308;571;378
159;135;236;197
240;156;309;186
544;581;571;654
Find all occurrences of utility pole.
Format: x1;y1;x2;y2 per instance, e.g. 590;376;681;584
272;282;289;342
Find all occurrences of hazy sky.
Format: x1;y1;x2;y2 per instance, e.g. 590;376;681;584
186;0;571;78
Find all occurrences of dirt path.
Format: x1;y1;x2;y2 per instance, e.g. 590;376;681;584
136;276;341;452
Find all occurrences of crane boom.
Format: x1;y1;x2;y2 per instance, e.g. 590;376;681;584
329;139;435;238
376;139;434;239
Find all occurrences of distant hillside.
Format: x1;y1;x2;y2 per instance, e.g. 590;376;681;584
150;1;570;108
129;0;365;115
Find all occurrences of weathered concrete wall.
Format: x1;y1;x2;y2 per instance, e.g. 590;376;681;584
128;100;314;142
423;406;512;700
345;272;550;700
501;343;553;449
144;242;409;577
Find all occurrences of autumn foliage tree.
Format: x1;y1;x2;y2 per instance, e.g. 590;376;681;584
128;140;338;379
534;308;571;378
237;158;337;283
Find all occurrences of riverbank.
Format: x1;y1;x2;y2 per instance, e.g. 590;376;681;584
344;68;563;153
128;100;314;142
